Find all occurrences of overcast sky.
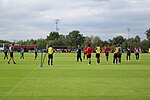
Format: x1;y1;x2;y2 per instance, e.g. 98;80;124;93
0;0;150;41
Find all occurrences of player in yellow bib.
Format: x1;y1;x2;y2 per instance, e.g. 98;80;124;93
95;45;102;64
48;45;54;65
113;44;120;64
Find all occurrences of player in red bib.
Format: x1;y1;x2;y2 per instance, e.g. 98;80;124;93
83;46;87;60
105;45;110;61
85;44;93;65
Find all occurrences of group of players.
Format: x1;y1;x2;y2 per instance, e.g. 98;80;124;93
76;44;141;65
2;44;141;65
2;44;54;66
2;44;38;64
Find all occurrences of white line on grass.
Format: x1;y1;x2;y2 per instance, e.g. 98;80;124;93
3;66;39;97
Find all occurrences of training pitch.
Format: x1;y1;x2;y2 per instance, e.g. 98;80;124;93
0;53;150;100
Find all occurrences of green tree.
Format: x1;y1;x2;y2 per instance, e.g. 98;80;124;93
50;34;67;46
140;39;149;50
0;40;10;44
112;35;126;45
36;39;46;49
46;32;59;40
57;34;67;46
84;37;91;46
145;28;150;40
66;30;85;49
134;35;141;42
91;36;103;47
102;41;109;47
108;39;113;46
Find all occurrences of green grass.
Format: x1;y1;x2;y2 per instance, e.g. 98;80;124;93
0;52;150;100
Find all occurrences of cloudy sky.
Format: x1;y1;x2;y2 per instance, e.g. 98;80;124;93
0;0;150;41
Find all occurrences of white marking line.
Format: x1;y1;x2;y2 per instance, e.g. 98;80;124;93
3;66;38;97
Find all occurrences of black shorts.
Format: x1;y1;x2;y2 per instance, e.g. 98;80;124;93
4;52;8;55
135;53;139;56
96;54;100;58
35;52;37;55
127;53;131;56
105;53;109;56
77;54;81;58
48;54;53;59
114;53;118;58
118;54;122;58
10;53;13;58
87;54;91;58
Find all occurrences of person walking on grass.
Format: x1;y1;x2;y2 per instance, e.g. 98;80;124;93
95;44;102;64
48;45;54;65
20;47;25;60
76;45;82;62
4;46;8;60
85;44;93;65
8;44;16;64
34;46;38;60
126;46;131;61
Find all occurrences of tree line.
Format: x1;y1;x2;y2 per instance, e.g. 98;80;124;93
1;28;150;52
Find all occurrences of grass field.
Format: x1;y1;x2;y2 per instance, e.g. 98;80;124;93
0;52;150;100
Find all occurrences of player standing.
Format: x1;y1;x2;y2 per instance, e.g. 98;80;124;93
8;44;16;64
4;46;8;60
105;45;110;61
113;44;120;64
48;45;54;65
85;44;93;65
20;47;25;60
83;46;87;60
34;46;38;60
95;44;102;64
118;45;123;64
76;45;82;62
134;47;141;61
126;46;131;61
